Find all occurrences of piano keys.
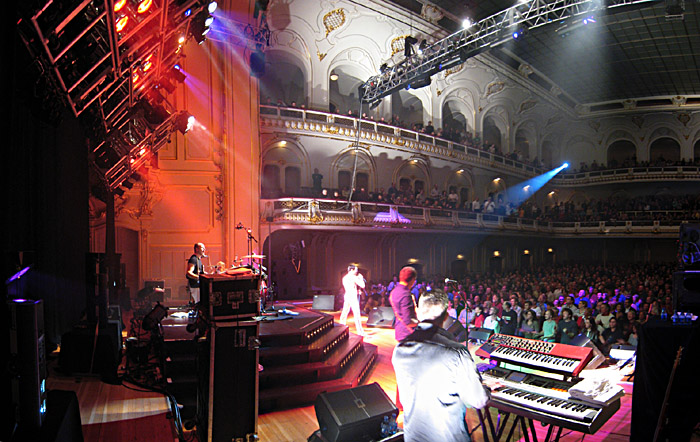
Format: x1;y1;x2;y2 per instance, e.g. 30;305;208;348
476;333;594;376
479;365;621;435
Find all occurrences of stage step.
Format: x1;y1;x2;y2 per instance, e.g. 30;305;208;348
260;335;364;388
259;324;349;366
259;341;378;412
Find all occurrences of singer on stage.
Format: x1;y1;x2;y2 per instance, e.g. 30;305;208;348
186;242;206;305
339;265;365;336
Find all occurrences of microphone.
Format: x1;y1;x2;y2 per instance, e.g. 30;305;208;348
202;254;209;258
236;222;245;230
445;278;458;284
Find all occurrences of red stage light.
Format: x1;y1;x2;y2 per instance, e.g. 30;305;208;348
114;0;127;12
132;72;139;83
116;16;129;32
137;0;153;14
143;60;152;71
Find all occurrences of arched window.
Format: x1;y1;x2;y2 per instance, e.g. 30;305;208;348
650;137;680;165
391;91;424;129
607;140;636;168
258;53;306;107
483;116;502;152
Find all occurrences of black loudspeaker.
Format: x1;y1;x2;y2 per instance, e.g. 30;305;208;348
41;390;84;442
673;270;700;314
467;327;494;343
314;383;398;442
250;51;265;78
443;316;467;342
313;295;338;311
679;223;700;270
569;334;605;369
8;299;47;431
58;328;118;378
366;307;395;328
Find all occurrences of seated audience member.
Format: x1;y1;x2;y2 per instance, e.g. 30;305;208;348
483;306;501;333
595;303;613;333
599;317;626;356
541;308;558;342
519;310;540;339
470;305;485;329
558;307;578;344
581;316;599;344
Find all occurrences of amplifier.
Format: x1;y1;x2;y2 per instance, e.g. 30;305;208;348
200;274;261;319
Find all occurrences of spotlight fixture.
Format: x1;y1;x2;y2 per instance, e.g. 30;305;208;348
379;63;388;73
562;162;569;168
137;0;153;14
174;111;195;134
404;36;418;57
170;65;186;83
208;1;218;13
417;39;427;55
114;0;127;12
462;18;473;29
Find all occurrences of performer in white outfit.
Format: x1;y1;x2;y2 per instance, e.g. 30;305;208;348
339;265;365;336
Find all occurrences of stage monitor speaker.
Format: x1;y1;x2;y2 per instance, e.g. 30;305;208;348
673;270;700;314
443;316;467;342
312;294;338;311
144;280;165;303
366;307;395;328
315;383;398;442
467;327;494;343
570;334;605;370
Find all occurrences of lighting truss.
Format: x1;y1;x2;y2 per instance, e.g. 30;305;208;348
360;0;660;104
207;16;270;49
16;0;213;188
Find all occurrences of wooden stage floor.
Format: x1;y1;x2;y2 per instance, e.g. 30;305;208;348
46;304;642;442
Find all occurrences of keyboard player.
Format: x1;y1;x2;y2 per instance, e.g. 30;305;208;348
392;289;502;442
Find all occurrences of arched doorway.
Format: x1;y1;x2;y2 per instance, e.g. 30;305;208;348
391;91;424;129
650;137;680;165
329;66;364;115
258;52;306;106
607;140;636;168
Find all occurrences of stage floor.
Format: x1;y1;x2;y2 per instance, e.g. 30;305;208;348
45;301;648;442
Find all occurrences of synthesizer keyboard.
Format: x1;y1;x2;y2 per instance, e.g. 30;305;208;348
475;334;594;376
480;365;621;434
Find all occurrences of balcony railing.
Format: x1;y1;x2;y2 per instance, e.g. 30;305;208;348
260;105;700;186
261;197;687;236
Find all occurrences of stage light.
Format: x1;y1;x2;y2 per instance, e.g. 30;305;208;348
205;16;214;27
170;66;186;83
116;16;129;32
137;0;153;14
493;251;500;257
114;0;127;12
174;111;195;134
132;72;139;83
178;35;186;44
547;248;554;253
417;39;427;55
523;250;530;255
513;30;521;39
404;36;418;57
582;16;596;24
143;60;152;71
462;18;473;29
158;77;175;93
562;162;569;168
208;1;218;13
184;8;192;17
114;187;125;197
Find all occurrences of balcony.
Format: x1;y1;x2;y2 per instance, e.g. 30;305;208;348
260;105;700;186
261;198;686;237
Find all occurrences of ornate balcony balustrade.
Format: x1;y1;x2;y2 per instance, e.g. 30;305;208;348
260;105;700;186
261;198;687;237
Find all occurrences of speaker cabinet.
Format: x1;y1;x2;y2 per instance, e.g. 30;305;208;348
679;223;700;270
8;299;47;431
467;327;494;343
312;294;339;311
197;319;259;442
443;316;467;342
314;383;398;442
673;270;700;314
366;307;395;328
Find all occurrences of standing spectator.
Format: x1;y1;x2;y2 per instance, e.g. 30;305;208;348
483;306;501;333
558;308;578;344
499;301;518;335
541;308;558;342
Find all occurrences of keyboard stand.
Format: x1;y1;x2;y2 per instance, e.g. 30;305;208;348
477;407;571;442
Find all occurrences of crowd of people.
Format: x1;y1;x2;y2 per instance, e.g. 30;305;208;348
359;262;675;356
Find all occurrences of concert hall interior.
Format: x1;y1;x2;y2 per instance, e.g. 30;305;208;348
4;0;700;441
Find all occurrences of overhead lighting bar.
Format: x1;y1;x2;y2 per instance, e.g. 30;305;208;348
360;0;657;105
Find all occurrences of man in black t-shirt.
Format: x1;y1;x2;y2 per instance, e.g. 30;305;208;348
186;243;206;304
499;301;518;335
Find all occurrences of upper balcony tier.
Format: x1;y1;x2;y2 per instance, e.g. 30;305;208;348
260;105;700;186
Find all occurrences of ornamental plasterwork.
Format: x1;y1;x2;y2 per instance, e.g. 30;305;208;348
443;64;464;79
484;81;505;98
546;113;562;127
308;200;324;223
677;112;691;126
390;35;409;56
421;4;444;24
672;96;687;106
588;120;600;132
323;9;346;36
517;64;533;77
622;99;637;110
631;115;644;128
550;86;562;96
317;51;327;61
518;99;537;114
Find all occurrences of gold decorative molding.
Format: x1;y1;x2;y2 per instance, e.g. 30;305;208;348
391;35;409;56
444;64;463;79
317;50;327;61
308;200;324;223
323;9;346;37
485;81;505;98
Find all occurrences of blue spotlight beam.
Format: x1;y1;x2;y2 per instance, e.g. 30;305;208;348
504;163;568;204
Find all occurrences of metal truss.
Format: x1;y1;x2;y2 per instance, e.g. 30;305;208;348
207;17;271;50
360;0;660;104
